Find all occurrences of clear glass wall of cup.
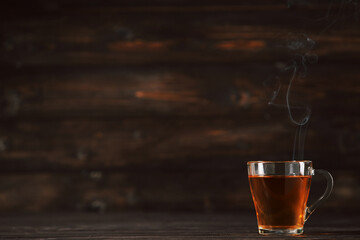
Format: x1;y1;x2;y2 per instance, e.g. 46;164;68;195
247;161;333;235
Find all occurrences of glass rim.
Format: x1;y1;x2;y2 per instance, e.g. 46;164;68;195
247;160;312;165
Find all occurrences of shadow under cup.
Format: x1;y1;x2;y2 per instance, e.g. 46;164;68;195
247;161;333;235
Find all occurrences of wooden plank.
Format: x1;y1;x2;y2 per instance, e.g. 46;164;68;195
2;65;269;118
0;0;341;20
0;172;252;212
0;119;293;171
1;212;360;239
0;2;359;67
0;170;358;213
0;117;358;172
1;64;359;118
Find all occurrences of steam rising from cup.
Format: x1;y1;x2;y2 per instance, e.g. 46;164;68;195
266;0;357;161
265;33;317;161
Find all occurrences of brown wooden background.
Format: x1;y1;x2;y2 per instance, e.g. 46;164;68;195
0;0;359;213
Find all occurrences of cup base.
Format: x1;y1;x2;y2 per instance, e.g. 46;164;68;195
258;227;303;235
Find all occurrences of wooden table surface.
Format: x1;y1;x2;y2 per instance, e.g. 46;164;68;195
0;212;359;239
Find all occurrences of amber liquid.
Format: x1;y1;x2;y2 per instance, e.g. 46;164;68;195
248;175;311;230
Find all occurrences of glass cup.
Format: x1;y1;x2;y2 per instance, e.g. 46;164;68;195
247;160;333;235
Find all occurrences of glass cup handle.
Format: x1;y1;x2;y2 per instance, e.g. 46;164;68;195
305;169;334;222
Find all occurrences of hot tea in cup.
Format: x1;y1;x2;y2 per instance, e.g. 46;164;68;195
247;161;333;235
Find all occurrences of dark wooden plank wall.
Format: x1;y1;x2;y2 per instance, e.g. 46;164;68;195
0;0;359;212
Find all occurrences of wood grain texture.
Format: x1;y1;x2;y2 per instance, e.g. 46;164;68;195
0;118;358;172
0;1;359;67
0;171;358;213
0;119;292;171
0;0;359;212
0;64;359;118
0;212;360;239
